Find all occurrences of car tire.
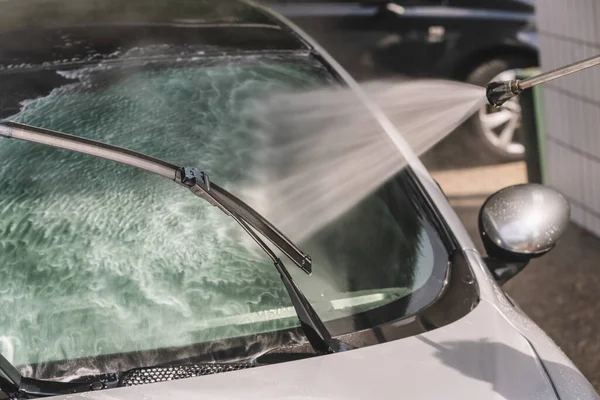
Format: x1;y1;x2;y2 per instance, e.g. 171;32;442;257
465;57;537;163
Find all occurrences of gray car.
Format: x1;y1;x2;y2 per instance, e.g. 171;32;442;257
0;1;596;399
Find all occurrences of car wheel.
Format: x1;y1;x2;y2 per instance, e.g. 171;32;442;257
465;58;537;163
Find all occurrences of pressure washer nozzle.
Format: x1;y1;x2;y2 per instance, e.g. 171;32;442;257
486;80;522;108
485;54;600;107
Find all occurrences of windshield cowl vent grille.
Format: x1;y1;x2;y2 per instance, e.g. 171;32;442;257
119;363;257;386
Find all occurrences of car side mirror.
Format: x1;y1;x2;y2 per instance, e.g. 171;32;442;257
478;184;570;284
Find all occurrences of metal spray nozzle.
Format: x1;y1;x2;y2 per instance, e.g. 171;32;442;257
485;53;600;107
486;80;523;108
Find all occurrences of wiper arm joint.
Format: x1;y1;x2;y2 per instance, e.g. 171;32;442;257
176;165;312;274
179;167;219;207
180;166;209;188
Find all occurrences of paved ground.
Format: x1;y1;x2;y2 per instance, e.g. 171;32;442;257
423;130;600;391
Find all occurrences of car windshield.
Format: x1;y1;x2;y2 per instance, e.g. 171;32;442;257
0;0;448;380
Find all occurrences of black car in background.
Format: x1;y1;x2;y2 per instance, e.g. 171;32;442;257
266;0;538;161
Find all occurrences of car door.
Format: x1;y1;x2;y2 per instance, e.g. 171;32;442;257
265;0;447;80
369;0;536;79
370;0;455;78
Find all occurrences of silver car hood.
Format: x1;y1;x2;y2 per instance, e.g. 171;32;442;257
55;299;565;400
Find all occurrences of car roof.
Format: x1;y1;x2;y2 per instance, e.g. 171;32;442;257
0;0;310;68
0;0;287;30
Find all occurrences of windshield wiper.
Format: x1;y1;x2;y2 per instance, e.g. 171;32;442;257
0;121;351;397
0;121;311;273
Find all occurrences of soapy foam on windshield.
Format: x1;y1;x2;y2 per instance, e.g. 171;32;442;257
241;79;486;244
0;53;485;378
0;56;327;374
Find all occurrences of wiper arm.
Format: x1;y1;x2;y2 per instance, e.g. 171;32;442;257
223;207;352;354
0;121;351;393
0;354;119;397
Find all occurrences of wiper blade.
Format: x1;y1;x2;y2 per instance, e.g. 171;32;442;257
0;121;351;395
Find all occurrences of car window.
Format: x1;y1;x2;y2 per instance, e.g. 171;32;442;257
0;52;446;376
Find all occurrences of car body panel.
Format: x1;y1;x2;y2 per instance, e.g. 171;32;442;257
465;250;600;400
51;300;561;400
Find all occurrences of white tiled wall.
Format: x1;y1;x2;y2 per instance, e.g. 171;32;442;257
536;1;600;237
